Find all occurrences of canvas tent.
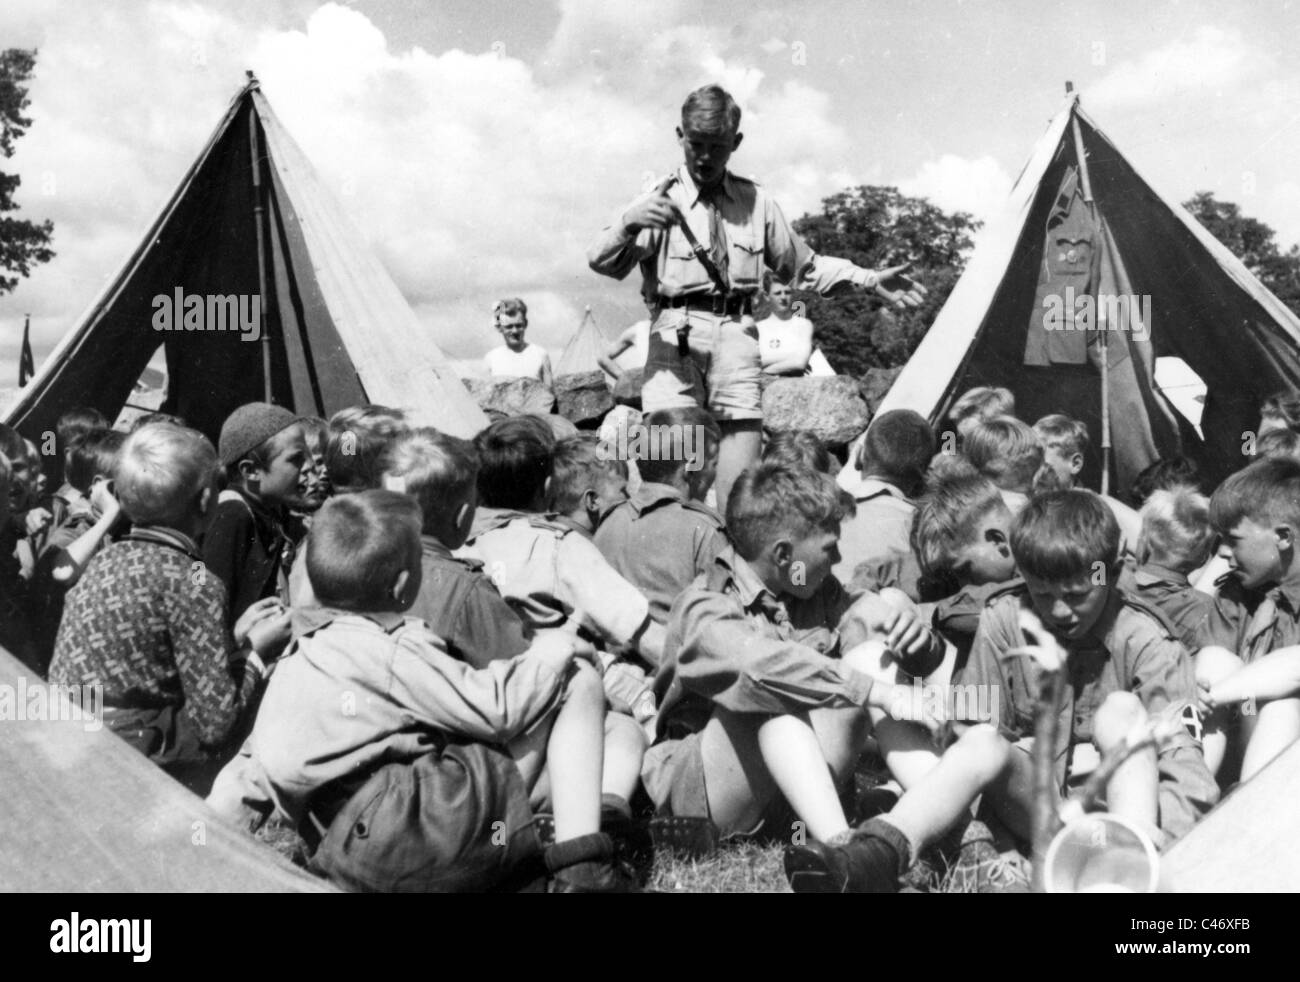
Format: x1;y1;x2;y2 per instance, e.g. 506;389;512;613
555;306;610;379
0;645;334;891
842;89;1300;493
5;77;485;446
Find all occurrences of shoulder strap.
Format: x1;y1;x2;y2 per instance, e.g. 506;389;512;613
663;174;730;296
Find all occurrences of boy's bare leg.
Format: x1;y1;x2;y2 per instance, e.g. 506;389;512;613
1093;691;1158;836
842;640;943;789
1241;697;1300;781
699;707;779;834
758;712;857;842
509;662;604;840
882;725;1012;853
1195;646;1243;777
981;740;1040;841
603;711;647;803
715;420;761;514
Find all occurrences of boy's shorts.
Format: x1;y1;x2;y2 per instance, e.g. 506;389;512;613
640;308;762;422
642;734;796;840
309;741;543;893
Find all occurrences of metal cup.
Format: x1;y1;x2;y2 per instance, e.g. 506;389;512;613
1043;813;1160;893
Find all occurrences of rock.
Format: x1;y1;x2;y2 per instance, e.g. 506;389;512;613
462;376;555;417
555;370;613;427
761;376;871;448
542;414;580;442
859;367;903;416
612;367;644;409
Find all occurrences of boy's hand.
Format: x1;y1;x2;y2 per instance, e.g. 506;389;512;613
880;606;929;659
89;480;123;527
246;606;293;661
870;262;927;309
233;597;286;647
527;632;582;675
1195;679;1218;715
621;176;678;233
24;506;52;538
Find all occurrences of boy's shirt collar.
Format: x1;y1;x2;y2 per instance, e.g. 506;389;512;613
124;525;202;561
292;605;409;639
844;475;909;504
677;165;739;208
630;481;686;514
1134;562;1191;589
468;506;530;540
549;514;594;540
714;545;791;622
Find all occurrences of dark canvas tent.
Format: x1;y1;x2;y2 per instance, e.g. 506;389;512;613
554;306;610;380
5;77;485;445
842;90;1300;494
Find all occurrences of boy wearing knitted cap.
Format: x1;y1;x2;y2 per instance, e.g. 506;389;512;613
204;402;310;643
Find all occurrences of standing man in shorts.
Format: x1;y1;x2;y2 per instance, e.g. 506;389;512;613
588;84;923;510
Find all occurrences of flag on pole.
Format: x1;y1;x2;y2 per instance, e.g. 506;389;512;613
18;315;35;387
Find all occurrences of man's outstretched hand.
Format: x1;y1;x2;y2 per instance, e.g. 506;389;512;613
872;262;927;309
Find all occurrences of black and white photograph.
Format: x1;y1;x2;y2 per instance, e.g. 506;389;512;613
0;0;1292;937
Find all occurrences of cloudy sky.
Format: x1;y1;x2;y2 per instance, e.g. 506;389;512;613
2;0;1299;381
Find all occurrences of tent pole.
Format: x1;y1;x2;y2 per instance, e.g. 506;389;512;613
248;102;274;404
1071;109;1111;496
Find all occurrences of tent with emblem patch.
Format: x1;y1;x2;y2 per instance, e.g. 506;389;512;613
840;87;1300;495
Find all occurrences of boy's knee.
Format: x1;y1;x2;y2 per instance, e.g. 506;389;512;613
565;660;605;703
841;638;894;682
1094;691;1147;750
1195;645;1242;687
605;708;649;752
953;724;1012;781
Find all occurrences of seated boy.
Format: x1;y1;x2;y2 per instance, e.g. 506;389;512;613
1195;459;1300;785
836;410;934;599
384;428;533;669
208;491;635;892
48;406;108;529
961;415;1043;513
648;463;976;882
910;471;1019;672
954;490;1217;853
1132;486;1217;652
287;405;410;608
594;408;725;628
205;402;311;629
458;417;665;667
31;428;126;668
47;424;284;792
548;434;631;538
945;386;1015;447
1031;412;1144;548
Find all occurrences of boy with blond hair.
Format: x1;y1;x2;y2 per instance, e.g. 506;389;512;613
48;424;283;791
209;490;636;892
1133;486;1217;652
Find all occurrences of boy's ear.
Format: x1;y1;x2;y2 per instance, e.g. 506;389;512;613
582;488;599;515
1275;524;1295;552
771;538;794;568
197;484;214;517
1069;452;1084;474
541;475;552;510
731;131;744;152
237;457;260;483
455;499;474;532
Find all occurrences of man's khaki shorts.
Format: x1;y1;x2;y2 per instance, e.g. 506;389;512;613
640;308;763;422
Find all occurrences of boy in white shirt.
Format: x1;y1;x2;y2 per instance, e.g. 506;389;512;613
484;298;554;388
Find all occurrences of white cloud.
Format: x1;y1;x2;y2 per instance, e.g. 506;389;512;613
1087;26;1266;114
1;0;865;372
897;154;1012;221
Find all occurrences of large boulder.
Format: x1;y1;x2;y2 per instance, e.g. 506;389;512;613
762;376;871;447
859;367;903;416
462;376;555;417
555;370;614;427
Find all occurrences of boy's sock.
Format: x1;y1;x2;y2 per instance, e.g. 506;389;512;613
784;817;911;894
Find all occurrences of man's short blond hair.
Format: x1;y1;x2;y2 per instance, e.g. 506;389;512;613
682;84;741;134
116;423;217;527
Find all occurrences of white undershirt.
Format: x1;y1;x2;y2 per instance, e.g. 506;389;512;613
485;343;551;381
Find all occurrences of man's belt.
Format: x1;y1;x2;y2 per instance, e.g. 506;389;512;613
659;293;753;317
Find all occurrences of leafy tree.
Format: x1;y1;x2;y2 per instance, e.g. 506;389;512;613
1183;191;1300;315
0;48;54;295
790;186;979;376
